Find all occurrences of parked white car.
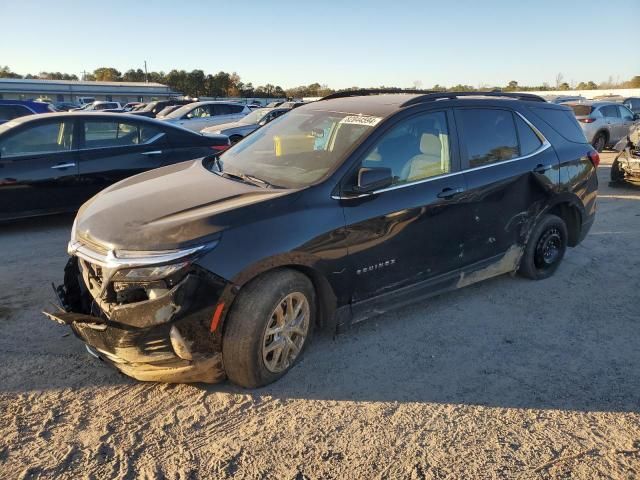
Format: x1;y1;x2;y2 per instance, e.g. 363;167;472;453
160;101;250;132
70;101;123;112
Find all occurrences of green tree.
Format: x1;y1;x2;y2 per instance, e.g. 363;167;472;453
624;76;640;88
0;66;22;78
93;67;121;81
505;80;519;91
122;69;146;82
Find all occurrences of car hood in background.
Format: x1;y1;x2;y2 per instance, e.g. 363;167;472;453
74;159;296;251
202;121;257;135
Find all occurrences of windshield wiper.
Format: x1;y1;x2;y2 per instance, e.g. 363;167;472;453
214;169;275;188
210;157;278;188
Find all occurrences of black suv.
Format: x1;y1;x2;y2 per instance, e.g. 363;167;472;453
47;91;599;387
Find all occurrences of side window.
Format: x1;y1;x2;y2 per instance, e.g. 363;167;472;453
362;111;451;186
457;109;518;168
0;121;74;157
600;105;620;118
618;106;634;121
228;104;245;114
213;104;232;116
515;115;542;156
140;124;162;143
186;106;211;119
84;121;145;148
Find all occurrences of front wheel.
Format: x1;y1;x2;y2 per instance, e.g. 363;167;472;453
610;159;625;183
592;132;606;152
222;269;315;388
519;214;568;280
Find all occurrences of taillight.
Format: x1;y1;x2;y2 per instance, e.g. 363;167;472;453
209;144;229;152
588;150;600;168
579;118;595;123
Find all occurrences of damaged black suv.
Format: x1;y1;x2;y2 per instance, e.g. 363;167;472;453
47;91;599;387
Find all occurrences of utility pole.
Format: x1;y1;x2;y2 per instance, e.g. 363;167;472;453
144;61;148;83
81;70;88;81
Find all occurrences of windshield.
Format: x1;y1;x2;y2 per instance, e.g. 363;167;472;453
239;108;271;125
164;103;200;119
141;101;159;112
210;109;381;189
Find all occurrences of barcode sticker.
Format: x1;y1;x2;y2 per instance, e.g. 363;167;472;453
339;115;382;127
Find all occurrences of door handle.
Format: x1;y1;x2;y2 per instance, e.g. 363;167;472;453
141;150;163;156
437;187;465;199
51;162;76;169
533;164;551;174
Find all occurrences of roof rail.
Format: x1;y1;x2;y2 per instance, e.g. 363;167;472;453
401;91;547;107
320;88;439;101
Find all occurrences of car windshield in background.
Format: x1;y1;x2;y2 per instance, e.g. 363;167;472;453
239;108;270;124
568;105;593;116
211;109;380;189
163;103;196;119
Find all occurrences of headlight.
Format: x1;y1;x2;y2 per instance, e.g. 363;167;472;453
112;261;190;282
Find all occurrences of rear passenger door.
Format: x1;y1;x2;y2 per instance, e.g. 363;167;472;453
599;105;622;143
77;119;169;199
455;107;559;266
618;105;637;137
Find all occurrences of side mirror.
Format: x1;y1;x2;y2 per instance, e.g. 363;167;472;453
353;167;392;193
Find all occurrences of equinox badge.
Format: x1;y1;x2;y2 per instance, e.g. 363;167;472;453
356;259;396;275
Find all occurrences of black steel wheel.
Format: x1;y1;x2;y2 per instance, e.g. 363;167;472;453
519;214;568;280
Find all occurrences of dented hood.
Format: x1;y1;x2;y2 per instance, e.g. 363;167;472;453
74;159;296;251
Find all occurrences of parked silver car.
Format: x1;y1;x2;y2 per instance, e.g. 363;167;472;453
566;101;640;152
201;107;290;143
161;101;250;132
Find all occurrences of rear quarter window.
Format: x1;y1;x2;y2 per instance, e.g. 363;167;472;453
530;107;587;144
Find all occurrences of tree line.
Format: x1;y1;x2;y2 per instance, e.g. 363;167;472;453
1;66;638;99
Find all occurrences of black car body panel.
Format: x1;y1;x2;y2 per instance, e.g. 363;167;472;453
49;92;598;383
0;112;228;221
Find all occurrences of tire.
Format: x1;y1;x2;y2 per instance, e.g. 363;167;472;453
518;214;568;280
610;159;625;183
222;269;316;388
592;132;607;152
229;135;243;145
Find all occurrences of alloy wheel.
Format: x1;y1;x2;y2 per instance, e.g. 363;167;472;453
262;292;310;373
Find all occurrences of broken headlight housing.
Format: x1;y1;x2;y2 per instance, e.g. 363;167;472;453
111;261;190;282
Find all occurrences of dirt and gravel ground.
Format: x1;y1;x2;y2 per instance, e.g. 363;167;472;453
0;152;639;479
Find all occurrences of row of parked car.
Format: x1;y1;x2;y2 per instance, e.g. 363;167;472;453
0;96;307;220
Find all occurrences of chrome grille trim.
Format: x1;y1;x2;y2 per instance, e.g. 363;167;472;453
68;240;211;270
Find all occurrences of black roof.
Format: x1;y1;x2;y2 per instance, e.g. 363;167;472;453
304;90;548;118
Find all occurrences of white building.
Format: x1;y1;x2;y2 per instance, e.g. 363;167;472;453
0;78;182;104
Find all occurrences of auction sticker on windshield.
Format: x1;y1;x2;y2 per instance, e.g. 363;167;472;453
339;115;382;127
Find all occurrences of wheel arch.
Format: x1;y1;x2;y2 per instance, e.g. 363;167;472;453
594;128;609;143
544;197;584;247
222;257;340;334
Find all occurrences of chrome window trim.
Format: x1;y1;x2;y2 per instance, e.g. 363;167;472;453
331;110;550;200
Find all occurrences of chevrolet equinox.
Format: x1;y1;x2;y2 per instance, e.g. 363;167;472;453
46;91;599;388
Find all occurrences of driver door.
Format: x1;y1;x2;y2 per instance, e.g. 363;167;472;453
339;110;468;310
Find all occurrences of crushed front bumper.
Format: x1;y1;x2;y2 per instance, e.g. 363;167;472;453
44;257;233;383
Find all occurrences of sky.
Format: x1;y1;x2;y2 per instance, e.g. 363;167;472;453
1;0;639;89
